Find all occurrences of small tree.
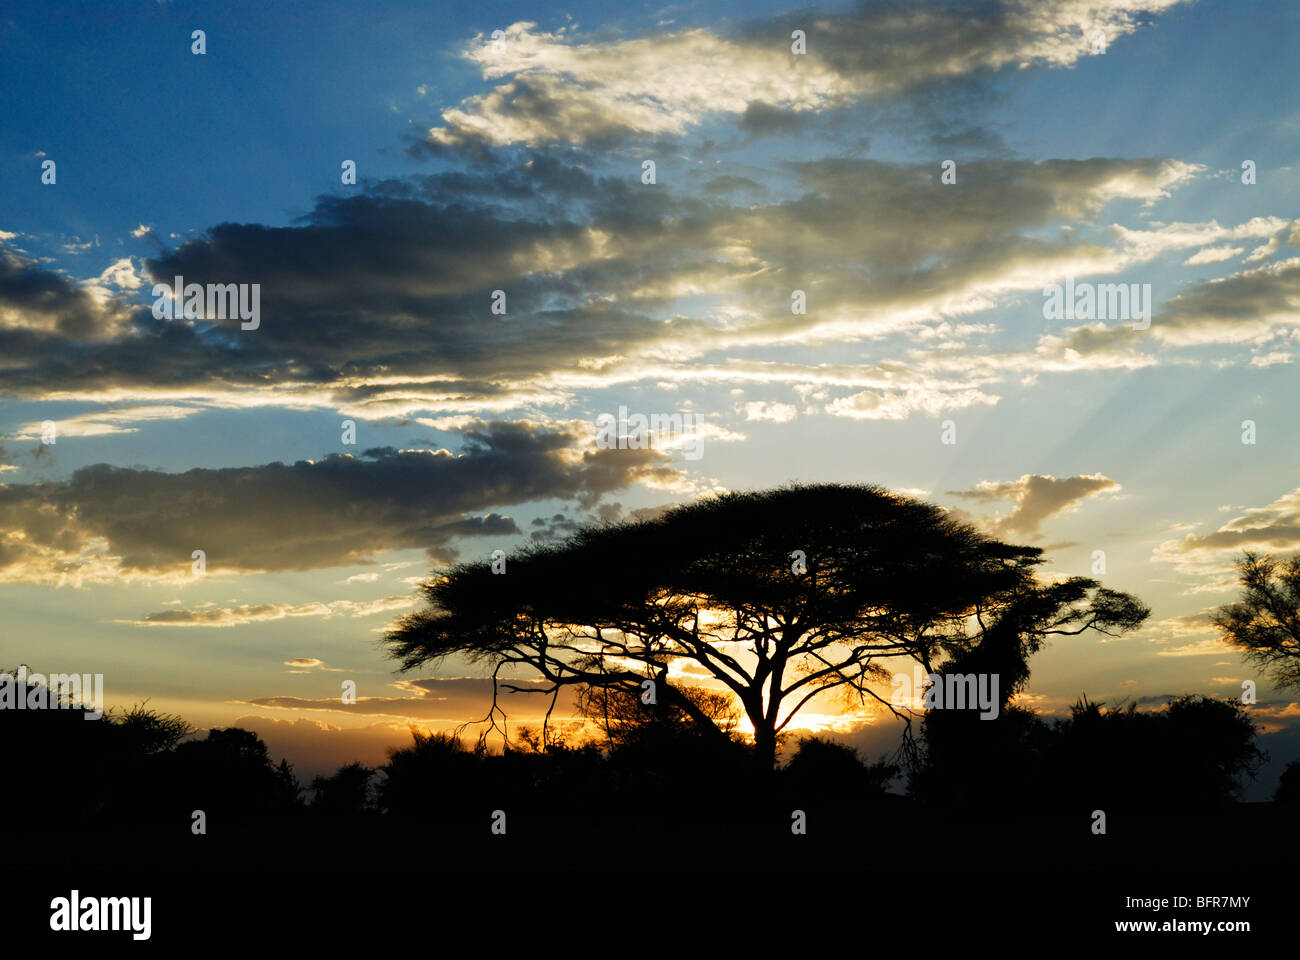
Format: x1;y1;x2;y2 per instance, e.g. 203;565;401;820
108;702;193;755
1212;551;1300;689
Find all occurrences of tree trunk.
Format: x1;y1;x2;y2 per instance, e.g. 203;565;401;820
753;719;778;771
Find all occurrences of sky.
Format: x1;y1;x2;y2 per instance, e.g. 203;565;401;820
1;0;1298;794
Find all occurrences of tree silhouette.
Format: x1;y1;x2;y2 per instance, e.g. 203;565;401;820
164;727;302;824
1212;551;1300;690
386;483;1149;769
310;761;375;816
1276;760;1300;807
110;703;192;755
376;730;488;820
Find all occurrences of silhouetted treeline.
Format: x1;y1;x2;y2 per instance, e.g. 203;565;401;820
0;671;1289;851
913;694;1265;817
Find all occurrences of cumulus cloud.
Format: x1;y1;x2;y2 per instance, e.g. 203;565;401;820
946;473;1120;538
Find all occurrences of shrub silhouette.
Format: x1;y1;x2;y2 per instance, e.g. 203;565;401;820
780;735;898;820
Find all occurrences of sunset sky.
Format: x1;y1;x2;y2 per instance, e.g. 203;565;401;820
2;0;1298;794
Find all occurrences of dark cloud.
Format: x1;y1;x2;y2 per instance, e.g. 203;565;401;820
0;248;123;339
735;102;810;139
701;174;766;196
529;511;582;541
0;421;680;582
0;149;1204;418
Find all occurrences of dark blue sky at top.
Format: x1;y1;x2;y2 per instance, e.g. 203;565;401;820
1;0;828;243
4;0;1295;261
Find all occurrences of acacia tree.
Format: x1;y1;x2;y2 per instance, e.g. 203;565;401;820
385;484;1148;770
1212;551;1300;690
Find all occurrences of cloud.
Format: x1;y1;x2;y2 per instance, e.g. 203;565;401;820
119;597;415;627
1150;256;1300;347
14;405;202;439
0;150;1224;420
1112;217;1290;263
826;385;999;420
1245;237;1281;263
946;473;1120;537
0;246;133;339
1153;487;1300;578
244;675;582;722
1154;638;1233;657
0;421;681;584
1023;254;1300;368
424;2;1189;149
1135;609;1241;657
741;401;797;422
529;511;581;542
87;257;144;293
60;237;98;255
228;715;417;781
908;216;1297;381
1184;245;1244;266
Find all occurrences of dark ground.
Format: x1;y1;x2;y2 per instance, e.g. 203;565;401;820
8;803;1291;947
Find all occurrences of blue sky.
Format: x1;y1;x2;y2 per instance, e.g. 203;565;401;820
1;0;1298;792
